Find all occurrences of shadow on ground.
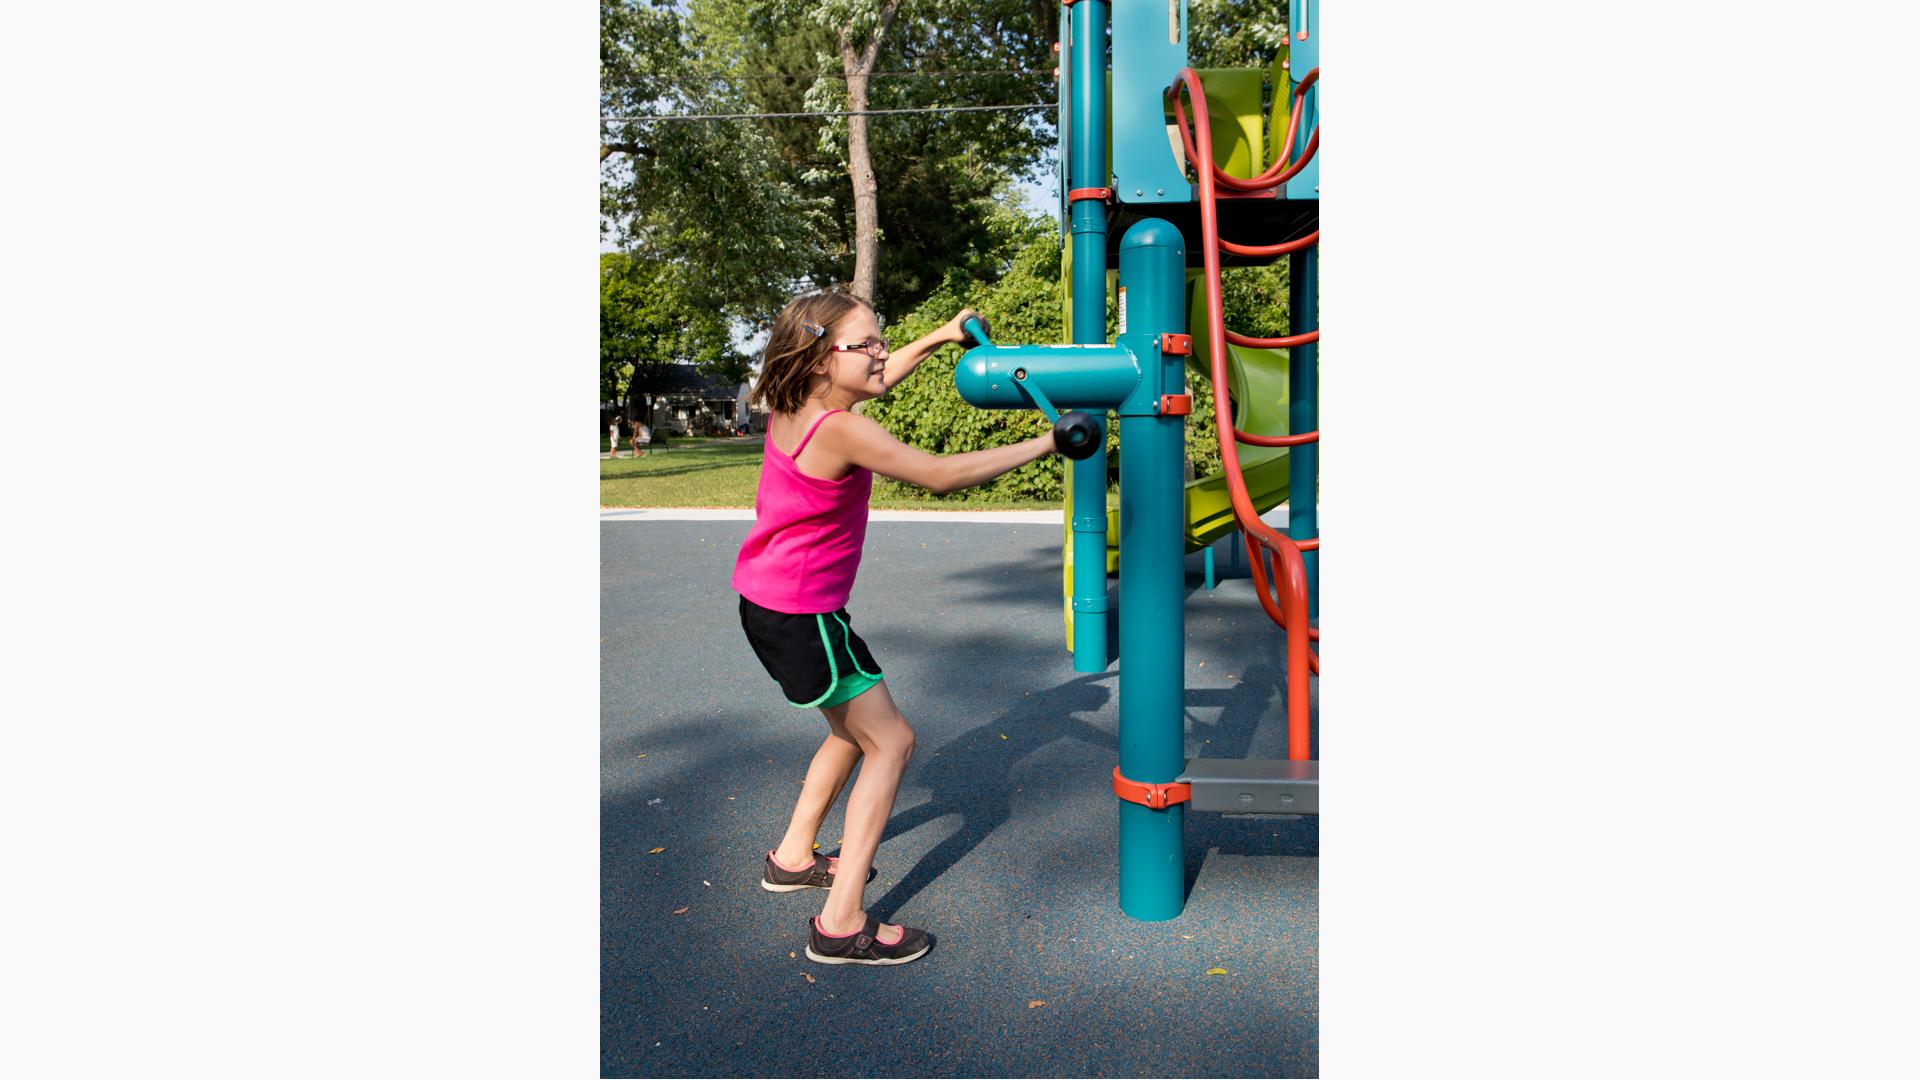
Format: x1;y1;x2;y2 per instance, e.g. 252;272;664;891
602;521;1317;1078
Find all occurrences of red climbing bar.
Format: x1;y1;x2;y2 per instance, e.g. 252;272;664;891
1169;67;1319;760
1236;428;1318;447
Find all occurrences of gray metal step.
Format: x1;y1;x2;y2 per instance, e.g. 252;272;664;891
1179;758;1319;816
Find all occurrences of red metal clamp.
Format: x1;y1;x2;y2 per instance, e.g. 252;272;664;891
1160;333;1192;355
1112;766;1192;811
1158;394;1192;416
1067;187;1111;204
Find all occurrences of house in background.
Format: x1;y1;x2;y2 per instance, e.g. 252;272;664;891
735;381;754;434
639;366;739;437
603;365;764;439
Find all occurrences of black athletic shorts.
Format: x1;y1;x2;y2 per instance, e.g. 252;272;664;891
738;595;884;709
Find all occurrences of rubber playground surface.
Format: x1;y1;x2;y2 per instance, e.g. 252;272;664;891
603;518;1318;1078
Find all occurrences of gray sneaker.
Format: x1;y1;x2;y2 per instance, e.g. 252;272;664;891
761;850;837;892
805;915;932;966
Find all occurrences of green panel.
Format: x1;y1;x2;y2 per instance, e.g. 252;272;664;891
1267;49;1291;170
1194;68;1264;180
1061;237;1074;341
1105;272;1290;567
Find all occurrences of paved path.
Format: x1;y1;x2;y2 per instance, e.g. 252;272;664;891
603;520;1317;1078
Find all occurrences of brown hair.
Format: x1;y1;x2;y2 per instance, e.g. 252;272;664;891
751;291;872;415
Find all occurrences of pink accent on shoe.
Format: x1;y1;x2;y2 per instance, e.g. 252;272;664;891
771;850;840;873
813;916;903;944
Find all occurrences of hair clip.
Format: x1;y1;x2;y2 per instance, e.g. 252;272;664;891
800;320;825;338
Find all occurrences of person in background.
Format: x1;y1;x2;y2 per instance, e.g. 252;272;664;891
609;416;621;458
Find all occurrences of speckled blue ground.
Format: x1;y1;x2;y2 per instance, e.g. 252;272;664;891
603;521;1318;1078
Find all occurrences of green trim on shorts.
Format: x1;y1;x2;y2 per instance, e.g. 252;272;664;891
816;670;882;710
833;613;880;679
787;615;841;709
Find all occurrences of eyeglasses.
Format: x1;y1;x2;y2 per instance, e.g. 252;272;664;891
831;339;891;357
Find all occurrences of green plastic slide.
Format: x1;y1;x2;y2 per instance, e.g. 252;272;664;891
1097;278;1290;573
1061;65;1294;645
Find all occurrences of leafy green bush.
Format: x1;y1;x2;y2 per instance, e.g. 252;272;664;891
866;218;1293;504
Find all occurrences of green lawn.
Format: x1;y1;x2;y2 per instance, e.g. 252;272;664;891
600;435;1109;510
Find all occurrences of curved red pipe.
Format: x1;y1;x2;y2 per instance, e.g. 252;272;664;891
1169;68;1320;193
1246;536;1319;674
1221;230;1319;257
1172;67;1317;760
1236;429;1318;447
1226;328;1319;349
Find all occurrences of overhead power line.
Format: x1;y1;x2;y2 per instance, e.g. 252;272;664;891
655;68;1050;83
602;103;1052;122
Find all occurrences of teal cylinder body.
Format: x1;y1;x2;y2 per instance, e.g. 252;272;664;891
1067;0;1111;672
1115;218;1188;921
954;346;1138;412
1289;245;1318;618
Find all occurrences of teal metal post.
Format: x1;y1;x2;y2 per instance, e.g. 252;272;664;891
1066;0;1110;672
1284;0;1319;201
1115;218;1188;920
1289;246;1318;618
1288;0;1320;617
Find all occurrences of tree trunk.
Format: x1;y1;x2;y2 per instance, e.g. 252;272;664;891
839;1;902;304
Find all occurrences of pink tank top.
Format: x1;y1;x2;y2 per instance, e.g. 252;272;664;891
731;410;873;613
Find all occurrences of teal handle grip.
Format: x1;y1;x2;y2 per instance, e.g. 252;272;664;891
958;314;994;349
1015;372;1062;424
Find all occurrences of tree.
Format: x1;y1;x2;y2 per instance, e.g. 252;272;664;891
1187;0;1292;69
600;1;826;321
600;252;746;425
821;0;902;302
602;0;1059;330
790;0;1055;306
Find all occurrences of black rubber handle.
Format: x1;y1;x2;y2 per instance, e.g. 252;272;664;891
958;314;994;349
1052;412;1102;460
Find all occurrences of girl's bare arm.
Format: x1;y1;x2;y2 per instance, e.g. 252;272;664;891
880;308;978;391
823;412;1054;494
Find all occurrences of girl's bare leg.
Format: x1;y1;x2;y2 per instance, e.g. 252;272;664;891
772;716;862;871
816;681;915;939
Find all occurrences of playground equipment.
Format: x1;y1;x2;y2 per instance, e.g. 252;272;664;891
954;0;1320;920
957;315;1103;460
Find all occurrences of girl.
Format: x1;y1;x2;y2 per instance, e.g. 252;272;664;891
733;290;1056;966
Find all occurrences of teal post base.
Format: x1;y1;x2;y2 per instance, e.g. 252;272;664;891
1117;801;1186;920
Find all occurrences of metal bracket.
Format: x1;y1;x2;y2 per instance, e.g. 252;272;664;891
1067;187;1111;204
1071;514;1106;533
1071;596;1107;613
1157;394;1192;416
1176;758;1319;816
1112;766;1191;811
